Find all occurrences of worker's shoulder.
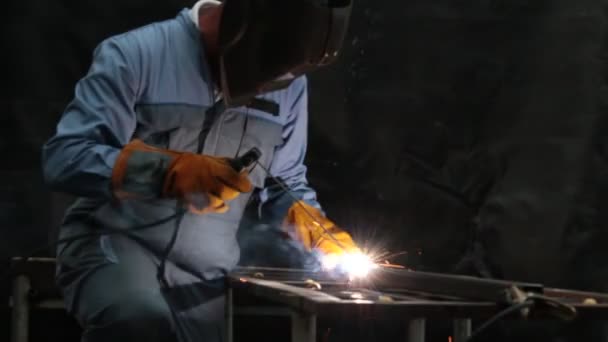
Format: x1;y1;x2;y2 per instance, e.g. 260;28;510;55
267;76;308;104
255;76;308;120
96;9;193;59
288;76;308;94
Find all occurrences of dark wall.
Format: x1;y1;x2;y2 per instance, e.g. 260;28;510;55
307;0;608;291
2;0;608;294
0;0;197;259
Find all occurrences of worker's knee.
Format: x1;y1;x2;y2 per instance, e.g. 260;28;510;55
82;291;175;342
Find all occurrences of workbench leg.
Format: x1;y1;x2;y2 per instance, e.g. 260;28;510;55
453;319;472;342
11;275;31;342
225;288;234;342
291;311;316;342
408;318;426;342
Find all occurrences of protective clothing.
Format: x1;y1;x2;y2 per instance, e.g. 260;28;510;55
42;8;325;342
112;139;252;214
218;0;353;107
284;201;360;255
57;234;226;342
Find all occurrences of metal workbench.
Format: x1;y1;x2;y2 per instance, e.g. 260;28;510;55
226;267;608;342
10;259;608;342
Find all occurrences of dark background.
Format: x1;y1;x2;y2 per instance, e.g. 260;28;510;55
3;0;608;341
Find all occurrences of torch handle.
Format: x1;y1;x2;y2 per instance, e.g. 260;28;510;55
229;147;262;172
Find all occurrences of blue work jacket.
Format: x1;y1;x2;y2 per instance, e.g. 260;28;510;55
42;9;319;281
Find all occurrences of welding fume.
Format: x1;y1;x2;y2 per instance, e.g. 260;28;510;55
40;0;364;341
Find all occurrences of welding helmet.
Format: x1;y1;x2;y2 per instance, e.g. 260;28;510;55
218;0;353;107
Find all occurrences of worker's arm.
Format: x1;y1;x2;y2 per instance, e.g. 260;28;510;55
259;77;359;255
258;76;320;216
42;37;251;212
42;38;139;198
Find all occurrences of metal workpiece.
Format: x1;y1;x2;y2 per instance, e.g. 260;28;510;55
232;266;350;285
368;269;544;303
232;266;544;303
227;266;608;342
230;274;499;320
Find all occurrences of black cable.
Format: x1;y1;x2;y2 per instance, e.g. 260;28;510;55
154;111;254;339
2;211;183;281
6;103;249;340
234;112;250;158
154;204;193;340
59;211;183;248
467;301;535;341
157;204;185;288
521;293;577;321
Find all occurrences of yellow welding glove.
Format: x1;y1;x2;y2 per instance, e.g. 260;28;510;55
111;139;252;214
284;201;360;255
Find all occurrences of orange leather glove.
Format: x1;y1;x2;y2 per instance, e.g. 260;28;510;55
112;140;252;214
283;201;360;255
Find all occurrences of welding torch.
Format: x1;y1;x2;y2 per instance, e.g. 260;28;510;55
159;147;263;287
229;147;262;172
235;148;386;279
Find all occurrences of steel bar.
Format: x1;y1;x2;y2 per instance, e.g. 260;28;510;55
233;266;545;304
234;267;544;303
453;319;472;342
11;275;30;342
372;269;543;303
408;318;426;342
234;307;292;316
233;266;349;285
32;300;64;310
225;288;234;342
544;287;608;303
291;311;317;342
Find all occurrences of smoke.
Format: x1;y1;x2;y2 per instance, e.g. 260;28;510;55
237;222;321;270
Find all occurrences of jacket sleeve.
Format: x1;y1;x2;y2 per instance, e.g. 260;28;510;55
42;38;140;198
258;77;322;221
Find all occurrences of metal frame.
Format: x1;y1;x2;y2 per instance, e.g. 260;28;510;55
8;258;64;342
291;311;317;342
228;275;486;342
225;285;318;342
11;275;31;342
227;267;608;342
453;319;472;342
408;318;426;342
230;275;501;319
11;261;608;342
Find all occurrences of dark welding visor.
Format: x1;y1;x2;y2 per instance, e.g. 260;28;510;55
218;0;353;108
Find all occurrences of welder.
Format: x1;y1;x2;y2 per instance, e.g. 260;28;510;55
41;0;358;341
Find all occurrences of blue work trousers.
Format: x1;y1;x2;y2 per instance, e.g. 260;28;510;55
56;230;226;342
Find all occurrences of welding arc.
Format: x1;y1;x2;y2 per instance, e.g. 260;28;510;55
252;161;350;254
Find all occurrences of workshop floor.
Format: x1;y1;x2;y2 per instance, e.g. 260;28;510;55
2;309;447;342
3;307;601;342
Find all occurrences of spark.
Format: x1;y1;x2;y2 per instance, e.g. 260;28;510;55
376;251;409;261
321;252;378;278
378;262;405;269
